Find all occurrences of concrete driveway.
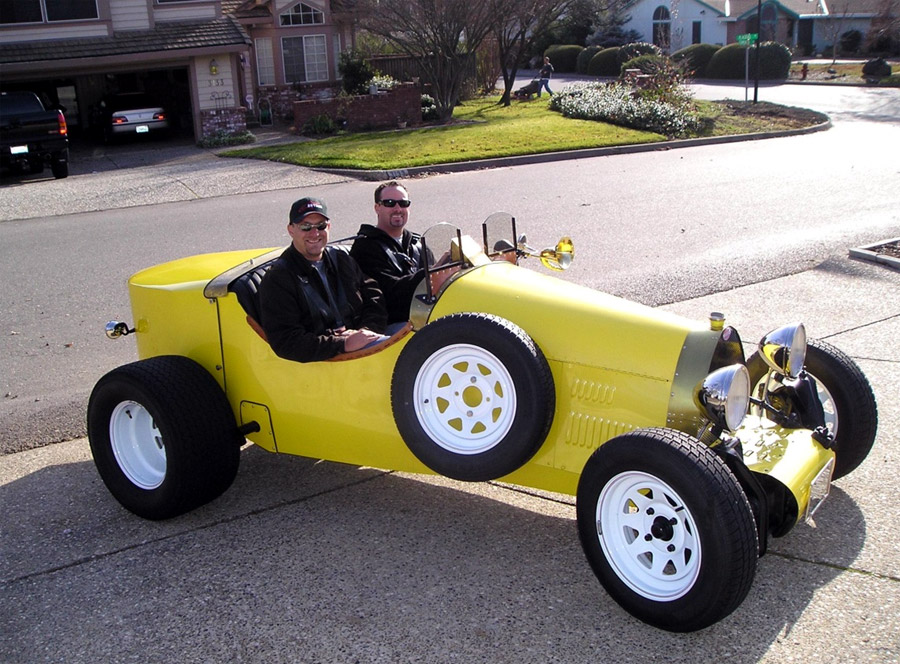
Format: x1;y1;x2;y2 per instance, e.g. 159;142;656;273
2;251;898;663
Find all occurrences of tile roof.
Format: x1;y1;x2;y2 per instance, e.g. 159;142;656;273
222;0;272;19
0;17;250;65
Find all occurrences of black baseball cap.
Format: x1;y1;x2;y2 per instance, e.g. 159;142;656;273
289;197;329;224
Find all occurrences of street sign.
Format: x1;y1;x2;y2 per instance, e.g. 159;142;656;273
736;33;759;46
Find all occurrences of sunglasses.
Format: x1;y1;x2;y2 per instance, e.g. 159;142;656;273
378;199;411;208
293;221;329;232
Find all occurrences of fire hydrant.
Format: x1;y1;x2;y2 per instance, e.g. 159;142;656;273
801;63;809;80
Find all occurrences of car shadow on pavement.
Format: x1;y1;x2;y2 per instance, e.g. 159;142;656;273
1;442;870;663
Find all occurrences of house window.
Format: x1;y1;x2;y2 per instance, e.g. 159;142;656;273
692;21;702;44
282;35;328;83
0;0;98;23
652;6;671;48
760;3;777;41
255;38;275;86
280;2;324;26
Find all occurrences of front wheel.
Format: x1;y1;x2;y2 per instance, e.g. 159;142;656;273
748;338;877;480
576;428;758;632
88;356;242;520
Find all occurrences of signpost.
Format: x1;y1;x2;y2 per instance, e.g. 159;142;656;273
736;33;759;102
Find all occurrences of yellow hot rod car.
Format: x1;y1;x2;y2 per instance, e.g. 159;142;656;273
88;214;877;632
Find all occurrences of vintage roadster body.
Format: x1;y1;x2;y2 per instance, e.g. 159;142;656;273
89;214;877;632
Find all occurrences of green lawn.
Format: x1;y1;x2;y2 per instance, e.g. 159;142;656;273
222;96;663;170
221;94;824;171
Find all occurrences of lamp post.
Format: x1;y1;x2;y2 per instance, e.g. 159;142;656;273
753;0;761;102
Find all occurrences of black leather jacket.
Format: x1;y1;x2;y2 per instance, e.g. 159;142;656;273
350;224;426;324
258;244;387;362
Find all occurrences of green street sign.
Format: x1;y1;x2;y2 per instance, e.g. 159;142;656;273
736;33;759;45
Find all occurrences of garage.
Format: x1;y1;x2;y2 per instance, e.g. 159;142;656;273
1;16;251;144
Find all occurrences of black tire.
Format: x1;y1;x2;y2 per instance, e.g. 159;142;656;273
51;159;68;179
747;338;877;480
391;313;554;481
576;428;758;632
87;356;242;520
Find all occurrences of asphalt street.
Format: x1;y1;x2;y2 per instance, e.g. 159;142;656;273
1;78;899;662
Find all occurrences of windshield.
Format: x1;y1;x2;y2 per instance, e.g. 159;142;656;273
482;212;518;263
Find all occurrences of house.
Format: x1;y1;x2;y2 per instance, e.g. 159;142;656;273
0;0;357;142
623;0;891;55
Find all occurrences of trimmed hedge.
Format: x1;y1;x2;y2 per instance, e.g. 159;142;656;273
587;47;622;76
544;44;584;73
618;42;662;65
620;54;670;76
577;46;603;74
705;42;792;79
671;43;721;77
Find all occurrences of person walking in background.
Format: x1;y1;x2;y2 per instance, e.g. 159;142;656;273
538;56;554;97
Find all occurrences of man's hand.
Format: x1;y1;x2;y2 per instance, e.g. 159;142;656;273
340;328;385;352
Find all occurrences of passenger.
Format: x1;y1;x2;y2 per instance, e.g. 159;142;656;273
258;196;388;362
350;181;426;324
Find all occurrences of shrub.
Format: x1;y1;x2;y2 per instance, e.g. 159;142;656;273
587;47;622;76
840;29;863;54
705;42;792;79
302;114;336;136
549;81;700;137
338;51;375;95
421;94;439;121
862;57;892;79
197;130;256;148
620;54;670;76
369;73;399;90
618;42;662;65
577;46;602;74
671;43;721;77
544;44;584;73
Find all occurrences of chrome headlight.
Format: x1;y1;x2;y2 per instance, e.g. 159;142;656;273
758;323;806;379
695;364;751;432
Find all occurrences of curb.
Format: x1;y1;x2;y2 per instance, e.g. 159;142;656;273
849;237;900;270
312;118;832;182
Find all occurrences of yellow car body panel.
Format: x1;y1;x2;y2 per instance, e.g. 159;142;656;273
122;243;834;510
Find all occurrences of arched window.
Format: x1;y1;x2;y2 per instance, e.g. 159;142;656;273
652;6;671;48
280;2;324;26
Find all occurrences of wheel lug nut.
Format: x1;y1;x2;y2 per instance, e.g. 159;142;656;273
667;544;676;552
645;534;653;541
647;508;654;515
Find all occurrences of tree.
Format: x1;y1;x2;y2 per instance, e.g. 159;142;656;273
866;0;900;53
587;0;639;47
492;0;572;105
360;0;496;121
819;0;854;64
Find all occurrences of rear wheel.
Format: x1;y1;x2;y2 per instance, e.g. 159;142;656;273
88;356;241;519
51;159;68;179
576;428;758;632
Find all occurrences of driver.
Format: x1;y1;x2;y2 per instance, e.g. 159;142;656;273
350;181;426;324
258;196;388;362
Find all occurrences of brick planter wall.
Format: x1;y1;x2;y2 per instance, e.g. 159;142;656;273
257;83;340;122
199;107;248;139
291;83;422;132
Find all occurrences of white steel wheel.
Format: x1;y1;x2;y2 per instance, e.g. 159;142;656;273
413;344;516;455
88;356;241;520
392;313;554;482
576;428;758;632
109;400;166;490
597;470;701;601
